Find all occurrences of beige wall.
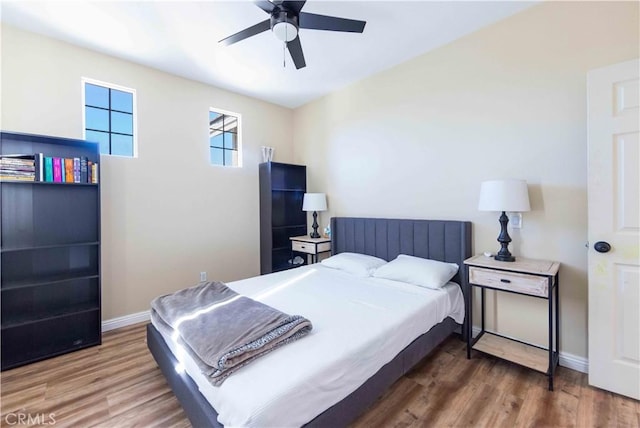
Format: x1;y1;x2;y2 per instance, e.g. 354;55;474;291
1;25;295;319
293;1;639;358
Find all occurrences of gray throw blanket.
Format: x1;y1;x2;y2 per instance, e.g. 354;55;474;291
151;281;312;385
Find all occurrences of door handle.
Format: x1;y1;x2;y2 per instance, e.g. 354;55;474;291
594;241;611;253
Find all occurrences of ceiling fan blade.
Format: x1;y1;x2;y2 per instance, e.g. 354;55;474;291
282;1;306;14
254;0;275;14
219;19;271;46
299;12;366;33
287;36;306;69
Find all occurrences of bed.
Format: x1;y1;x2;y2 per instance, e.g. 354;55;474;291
147;217;472;427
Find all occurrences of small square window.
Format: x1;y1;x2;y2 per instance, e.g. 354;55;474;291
209;109;241;167
83;79;136;157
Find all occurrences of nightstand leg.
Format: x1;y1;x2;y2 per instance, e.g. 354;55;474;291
481;288;485;332
556;274;560;371
548;277;554;391
467;286;472;359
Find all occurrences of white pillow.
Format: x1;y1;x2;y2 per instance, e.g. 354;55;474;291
320;252;387;277
372;254;459;289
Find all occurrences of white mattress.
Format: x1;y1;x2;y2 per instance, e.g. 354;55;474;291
152;264;465;427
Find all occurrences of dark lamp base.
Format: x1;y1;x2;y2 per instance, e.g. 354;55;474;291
309;210;321;239
494;211;516;262
494;253;516;262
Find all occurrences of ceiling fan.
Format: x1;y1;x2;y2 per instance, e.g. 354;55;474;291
219;0;366;70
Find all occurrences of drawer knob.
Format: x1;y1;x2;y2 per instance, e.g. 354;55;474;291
500;279;511;283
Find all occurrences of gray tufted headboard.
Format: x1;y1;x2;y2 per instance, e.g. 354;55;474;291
330;217;472;335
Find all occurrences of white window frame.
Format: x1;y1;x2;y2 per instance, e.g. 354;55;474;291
209;107;242;168
82;77;138;158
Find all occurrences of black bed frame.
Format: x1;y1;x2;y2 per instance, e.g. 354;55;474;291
147;217;472;427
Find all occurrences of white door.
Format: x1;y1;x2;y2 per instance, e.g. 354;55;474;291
587;58;640;400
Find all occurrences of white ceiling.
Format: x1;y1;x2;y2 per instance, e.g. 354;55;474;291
0;1;535;108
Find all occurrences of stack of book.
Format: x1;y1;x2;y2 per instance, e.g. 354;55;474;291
0;155;36;181
0;154;99;183
43;155;99;183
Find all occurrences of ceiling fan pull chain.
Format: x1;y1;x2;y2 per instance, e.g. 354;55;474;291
283;24;287;68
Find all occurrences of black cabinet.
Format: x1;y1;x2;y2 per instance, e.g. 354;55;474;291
259;162;307;274
1;131;101;370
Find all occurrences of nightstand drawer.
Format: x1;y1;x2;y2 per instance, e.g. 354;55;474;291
469;266;548;297
291;240;331;254
316;242;331;253
292;240;316;254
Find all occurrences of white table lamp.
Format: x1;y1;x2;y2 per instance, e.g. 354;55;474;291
302;193;327;238
478;179;530;262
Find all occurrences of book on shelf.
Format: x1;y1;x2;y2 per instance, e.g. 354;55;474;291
52;157;62;182
73;158;80;183
0;163;34;171
91;162;99;183
45;157;53;182
0;154;36;181
80;157;88;183
0;175;35;181
34;153;44;181
0;154;33;161
64;159;74;183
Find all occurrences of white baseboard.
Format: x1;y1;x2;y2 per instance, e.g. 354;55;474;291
470;327;588;373
558;352;588;373
102;310;150;332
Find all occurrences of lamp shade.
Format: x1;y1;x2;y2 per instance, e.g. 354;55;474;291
302;193;327;212
478;179;530;212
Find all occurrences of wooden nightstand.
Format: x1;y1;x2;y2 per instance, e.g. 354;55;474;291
464;255;560;390
289;236;331;264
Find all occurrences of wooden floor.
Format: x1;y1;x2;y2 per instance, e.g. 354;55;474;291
1;323;638;428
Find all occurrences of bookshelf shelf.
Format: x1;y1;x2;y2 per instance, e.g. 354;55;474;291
1;241;99;253
1;271;99;290
2;305;100;330
0;131;101;370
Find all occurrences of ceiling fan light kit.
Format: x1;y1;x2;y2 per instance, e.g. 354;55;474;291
219;0;366;69
272;11;298;42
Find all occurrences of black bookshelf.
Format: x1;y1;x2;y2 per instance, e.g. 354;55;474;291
1;131;101;370
259;162;307;274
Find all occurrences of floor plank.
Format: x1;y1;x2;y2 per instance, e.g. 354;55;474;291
1;323;637;427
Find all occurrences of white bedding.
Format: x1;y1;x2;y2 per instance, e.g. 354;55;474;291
152;264;465;427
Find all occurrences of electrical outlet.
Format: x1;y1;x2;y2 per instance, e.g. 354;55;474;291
509;212;523;229
200;272;207;282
